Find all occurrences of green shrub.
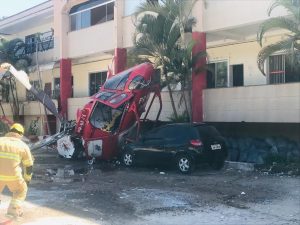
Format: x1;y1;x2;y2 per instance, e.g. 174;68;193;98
168;111;190;123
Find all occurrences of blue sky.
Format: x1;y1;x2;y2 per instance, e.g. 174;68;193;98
0;0;47;18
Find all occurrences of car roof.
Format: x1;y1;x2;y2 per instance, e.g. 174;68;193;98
163;122;207;127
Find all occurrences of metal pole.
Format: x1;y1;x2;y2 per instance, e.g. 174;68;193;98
36;34;51;135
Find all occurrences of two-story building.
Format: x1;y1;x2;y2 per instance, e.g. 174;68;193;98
0;0;299;140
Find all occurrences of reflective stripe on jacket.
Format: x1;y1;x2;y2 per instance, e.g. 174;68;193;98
0;132;34;181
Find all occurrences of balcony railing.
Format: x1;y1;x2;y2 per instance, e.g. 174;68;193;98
25;38;54;55
15;30;54;57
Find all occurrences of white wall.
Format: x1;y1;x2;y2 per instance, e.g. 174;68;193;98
203;83;300;123
203;0;288;32
122;16;136;48
68;21;114;59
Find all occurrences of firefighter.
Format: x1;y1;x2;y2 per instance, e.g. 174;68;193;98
0;123;34;218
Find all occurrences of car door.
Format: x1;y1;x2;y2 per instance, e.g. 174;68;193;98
163;125;188;157
133;127;165;164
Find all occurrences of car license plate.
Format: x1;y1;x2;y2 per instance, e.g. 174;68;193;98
211;144;221;150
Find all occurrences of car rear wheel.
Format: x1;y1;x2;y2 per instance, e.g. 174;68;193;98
176;154;193;174
122;151;134;167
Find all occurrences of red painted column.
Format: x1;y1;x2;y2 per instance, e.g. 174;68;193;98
60;58;72;120
192;32;207;122
114;48;127;74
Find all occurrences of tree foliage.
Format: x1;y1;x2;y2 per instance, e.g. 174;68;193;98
257;0;300;75
0;38;31;121
130;0;206;121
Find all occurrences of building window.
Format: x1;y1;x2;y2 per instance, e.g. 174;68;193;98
0;83;10;103
25;35;37;54
207;61;228;88
90;71;107;96
231;64;244;87
52;77;73;99
70;0;115;31
53;78;60;99
26;80;41;101
268;54;300;84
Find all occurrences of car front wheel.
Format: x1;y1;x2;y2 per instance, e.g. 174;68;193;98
176;154;193;174
122;151;134;167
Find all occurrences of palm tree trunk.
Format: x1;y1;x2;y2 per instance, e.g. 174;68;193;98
163;71;178;120
187;77;192;122
181;89;191;122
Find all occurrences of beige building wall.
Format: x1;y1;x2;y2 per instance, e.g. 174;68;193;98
68;97;90;120
22;100;58;116
203;83;300;123
207;40;266;86
207;34;287;86
0;103;13;116
72;58;111;97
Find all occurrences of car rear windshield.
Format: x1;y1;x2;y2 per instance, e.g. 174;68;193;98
195;125;221;139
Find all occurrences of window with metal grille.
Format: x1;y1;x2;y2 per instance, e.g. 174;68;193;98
269;54;300;84
26;80;41;101
268;55;285;84
25;35;37;54
25;30;54;54
52;77;73;99
89;71;107;96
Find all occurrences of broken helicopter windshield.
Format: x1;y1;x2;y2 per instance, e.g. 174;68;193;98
89;102;124;133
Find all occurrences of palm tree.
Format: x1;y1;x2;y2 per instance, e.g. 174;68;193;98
257;0;300;76
130;0;203;120
0;38;31;121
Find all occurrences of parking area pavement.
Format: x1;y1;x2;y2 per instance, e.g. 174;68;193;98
1;148;299;225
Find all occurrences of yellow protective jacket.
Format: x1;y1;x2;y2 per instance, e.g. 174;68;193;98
0;132;34;181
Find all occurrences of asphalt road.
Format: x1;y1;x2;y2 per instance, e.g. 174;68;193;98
1;148;299;225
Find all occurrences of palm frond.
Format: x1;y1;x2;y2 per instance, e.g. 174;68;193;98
257;38;295;75
257;0;300;75
268;0;300;20
257;17;299;46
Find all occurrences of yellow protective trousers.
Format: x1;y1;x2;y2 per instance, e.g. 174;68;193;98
0;179;27;216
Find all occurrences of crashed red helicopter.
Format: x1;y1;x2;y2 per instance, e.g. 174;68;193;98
0;62;162;161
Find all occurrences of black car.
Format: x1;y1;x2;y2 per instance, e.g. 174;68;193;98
120;123;227;174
